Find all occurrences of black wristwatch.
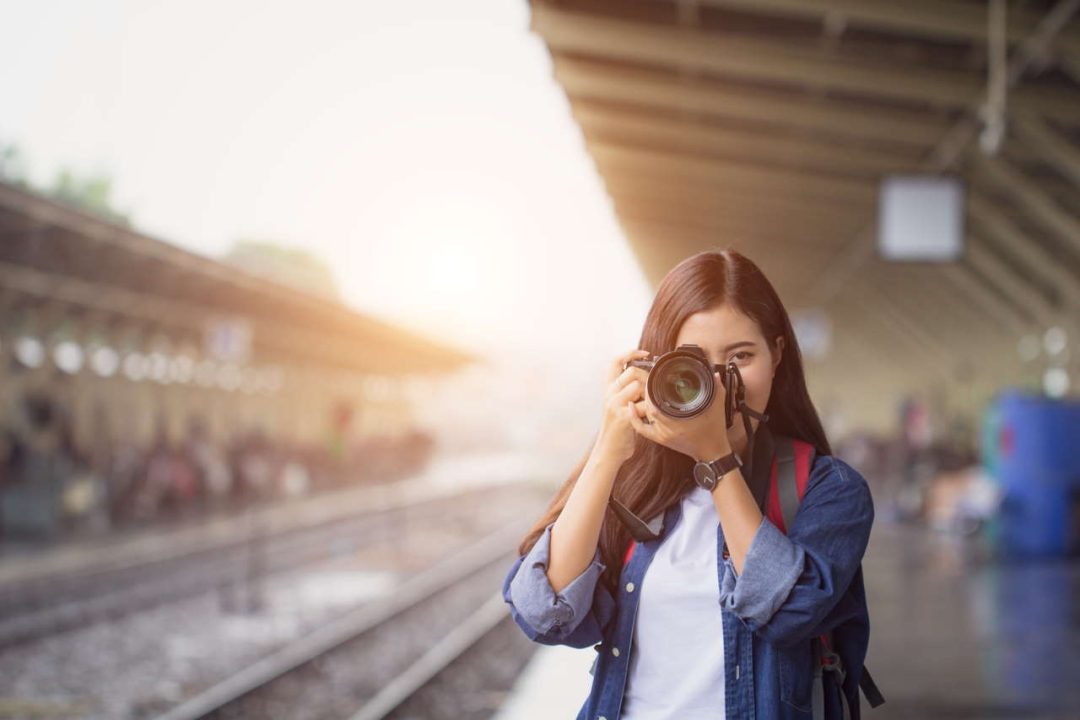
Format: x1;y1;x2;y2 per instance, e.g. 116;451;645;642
692;451;743;491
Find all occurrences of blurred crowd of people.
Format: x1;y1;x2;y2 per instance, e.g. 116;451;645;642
0;391;435;541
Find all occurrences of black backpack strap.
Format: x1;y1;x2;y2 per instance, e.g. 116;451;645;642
774;435;800;532
607;496;664;542
859;666;886;708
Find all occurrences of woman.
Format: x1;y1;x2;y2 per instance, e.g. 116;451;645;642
501;249;880;719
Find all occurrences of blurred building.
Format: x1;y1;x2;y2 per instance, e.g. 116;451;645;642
0;178;473;485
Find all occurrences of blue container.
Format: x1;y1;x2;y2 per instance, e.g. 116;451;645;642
990;390;1080;557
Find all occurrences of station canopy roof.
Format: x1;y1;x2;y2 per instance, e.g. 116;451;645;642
528;0;1080;385
0;180;474;375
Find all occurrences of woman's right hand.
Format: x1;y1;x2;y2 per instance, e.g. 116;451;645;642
592;348;651;465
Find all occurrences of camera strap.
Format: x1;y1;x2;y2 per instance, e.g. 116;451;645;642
609;396;772;545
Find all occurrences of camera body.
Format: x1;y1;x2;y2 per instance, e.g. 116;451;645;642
626;344;745;427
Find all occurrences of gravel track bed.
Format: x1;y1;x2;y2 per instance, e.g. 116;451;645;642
0;484;547;720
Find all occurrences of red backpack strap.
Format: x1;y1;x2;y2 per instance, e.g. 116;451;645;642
623;539;635;567
765;436;816;534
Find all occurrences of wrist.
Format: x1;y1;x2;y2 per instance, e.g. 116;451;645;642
588;441;629;473
695;441;733;463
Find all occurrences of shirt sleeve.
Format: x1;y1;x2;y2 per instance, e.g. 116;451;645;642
502;522;612;648
717;456;874;648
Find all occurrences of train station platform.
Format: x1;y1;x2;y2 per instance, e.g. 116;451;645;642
0;450;556;592
495;517;1080;719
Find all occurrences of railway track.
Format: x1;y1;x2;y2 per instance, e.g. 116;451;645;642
153;521;530;720
0;483;520;648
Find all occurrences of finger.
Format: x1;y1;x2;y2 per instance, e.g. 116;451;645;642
613;379;643;405
609;364;649;395
627;401;655;438
632;399;648;419
608;348;650;383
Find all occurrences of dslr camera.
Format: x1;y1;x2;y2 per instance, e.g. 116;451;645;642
625;344;746;428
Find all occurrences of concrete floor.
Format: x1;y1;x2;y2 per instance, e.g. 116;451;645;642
863;521;1080;719
497;518;1080;719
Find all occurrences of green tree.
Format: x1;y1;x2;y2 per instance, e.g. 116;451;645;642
0;142;29;186
48;168;131;226
224;240;341;300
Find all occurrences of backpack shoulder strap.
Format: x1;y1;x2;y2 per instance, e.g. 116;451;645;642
766;436;816;534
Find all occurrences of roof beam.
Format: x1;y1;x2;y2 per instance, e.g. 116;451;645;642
797;1;1080;309
618;222;822;290
605;180;870;222
532;3;1080;121
555;59;948;148
840;275;960;375
695;0;1080;49
573;104;921;178
940;263;1036;334
1011;115;1080;187
888;264;1018;344
591;142;875;204
966;237;1058;323
848;266;1021;388
968;192;1080;312
856;266;979;356
972;154;1080;257
618;214;844;250
609;194;864;239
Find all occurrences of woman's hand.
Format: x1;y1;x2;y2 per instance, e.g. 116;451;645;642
591;348;652;465
628;368;733;462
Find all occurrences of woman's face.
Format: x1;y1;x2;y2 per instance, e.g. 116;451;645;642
674;303;783;456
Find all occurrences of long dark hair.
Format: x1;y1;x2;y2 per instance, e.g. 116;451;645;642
517;248;832;595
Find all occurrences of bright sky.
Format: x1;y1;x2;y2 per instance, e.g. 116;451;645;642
0;1;655;461
0;0;650;360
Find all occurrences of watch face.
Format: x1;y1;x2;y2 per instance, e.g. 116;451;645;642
693;462;717;490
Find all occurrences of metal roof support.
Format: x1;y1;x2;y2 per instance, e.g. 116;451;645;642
554;59;947;148
573;106;921;178
965;235;1077;342
617;221;831;281
841;275;960;371
940;263;1036;334
591;143;874;204
972;155;1080;257
887;264;1017;348
825;291;954;385
692;0;1080;49
617;213;853;250
605;179;869;219
1012;115;1080;186
809;312;932;382
855;272;975;366
531;3;1079;119
967;193;1080;312
795;0;1080;309
877;265;1024;392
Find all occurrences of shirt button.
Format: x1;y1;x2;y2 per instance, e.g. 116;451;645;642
625;582;635;593
612;647;621;657
599;717;608;720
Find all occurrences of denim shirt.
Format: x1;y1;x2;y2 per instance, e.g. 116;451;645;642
501;454;875;720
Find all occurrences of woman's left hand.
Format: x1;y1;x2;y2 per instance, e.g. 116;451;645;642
628;369;733;462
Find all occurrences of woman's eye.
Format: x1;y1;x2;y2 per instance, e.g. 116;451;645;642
731;352;753;362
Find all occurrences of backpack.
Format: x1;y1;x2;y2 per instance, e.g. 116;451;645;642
621;435;885;719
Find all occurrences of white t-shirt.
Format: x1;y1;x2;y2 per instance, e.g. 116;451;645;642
620;485;726;720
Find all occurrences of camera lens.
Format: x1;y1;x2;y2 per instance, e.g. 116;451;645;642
652;355;713;417
664;360;703;404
